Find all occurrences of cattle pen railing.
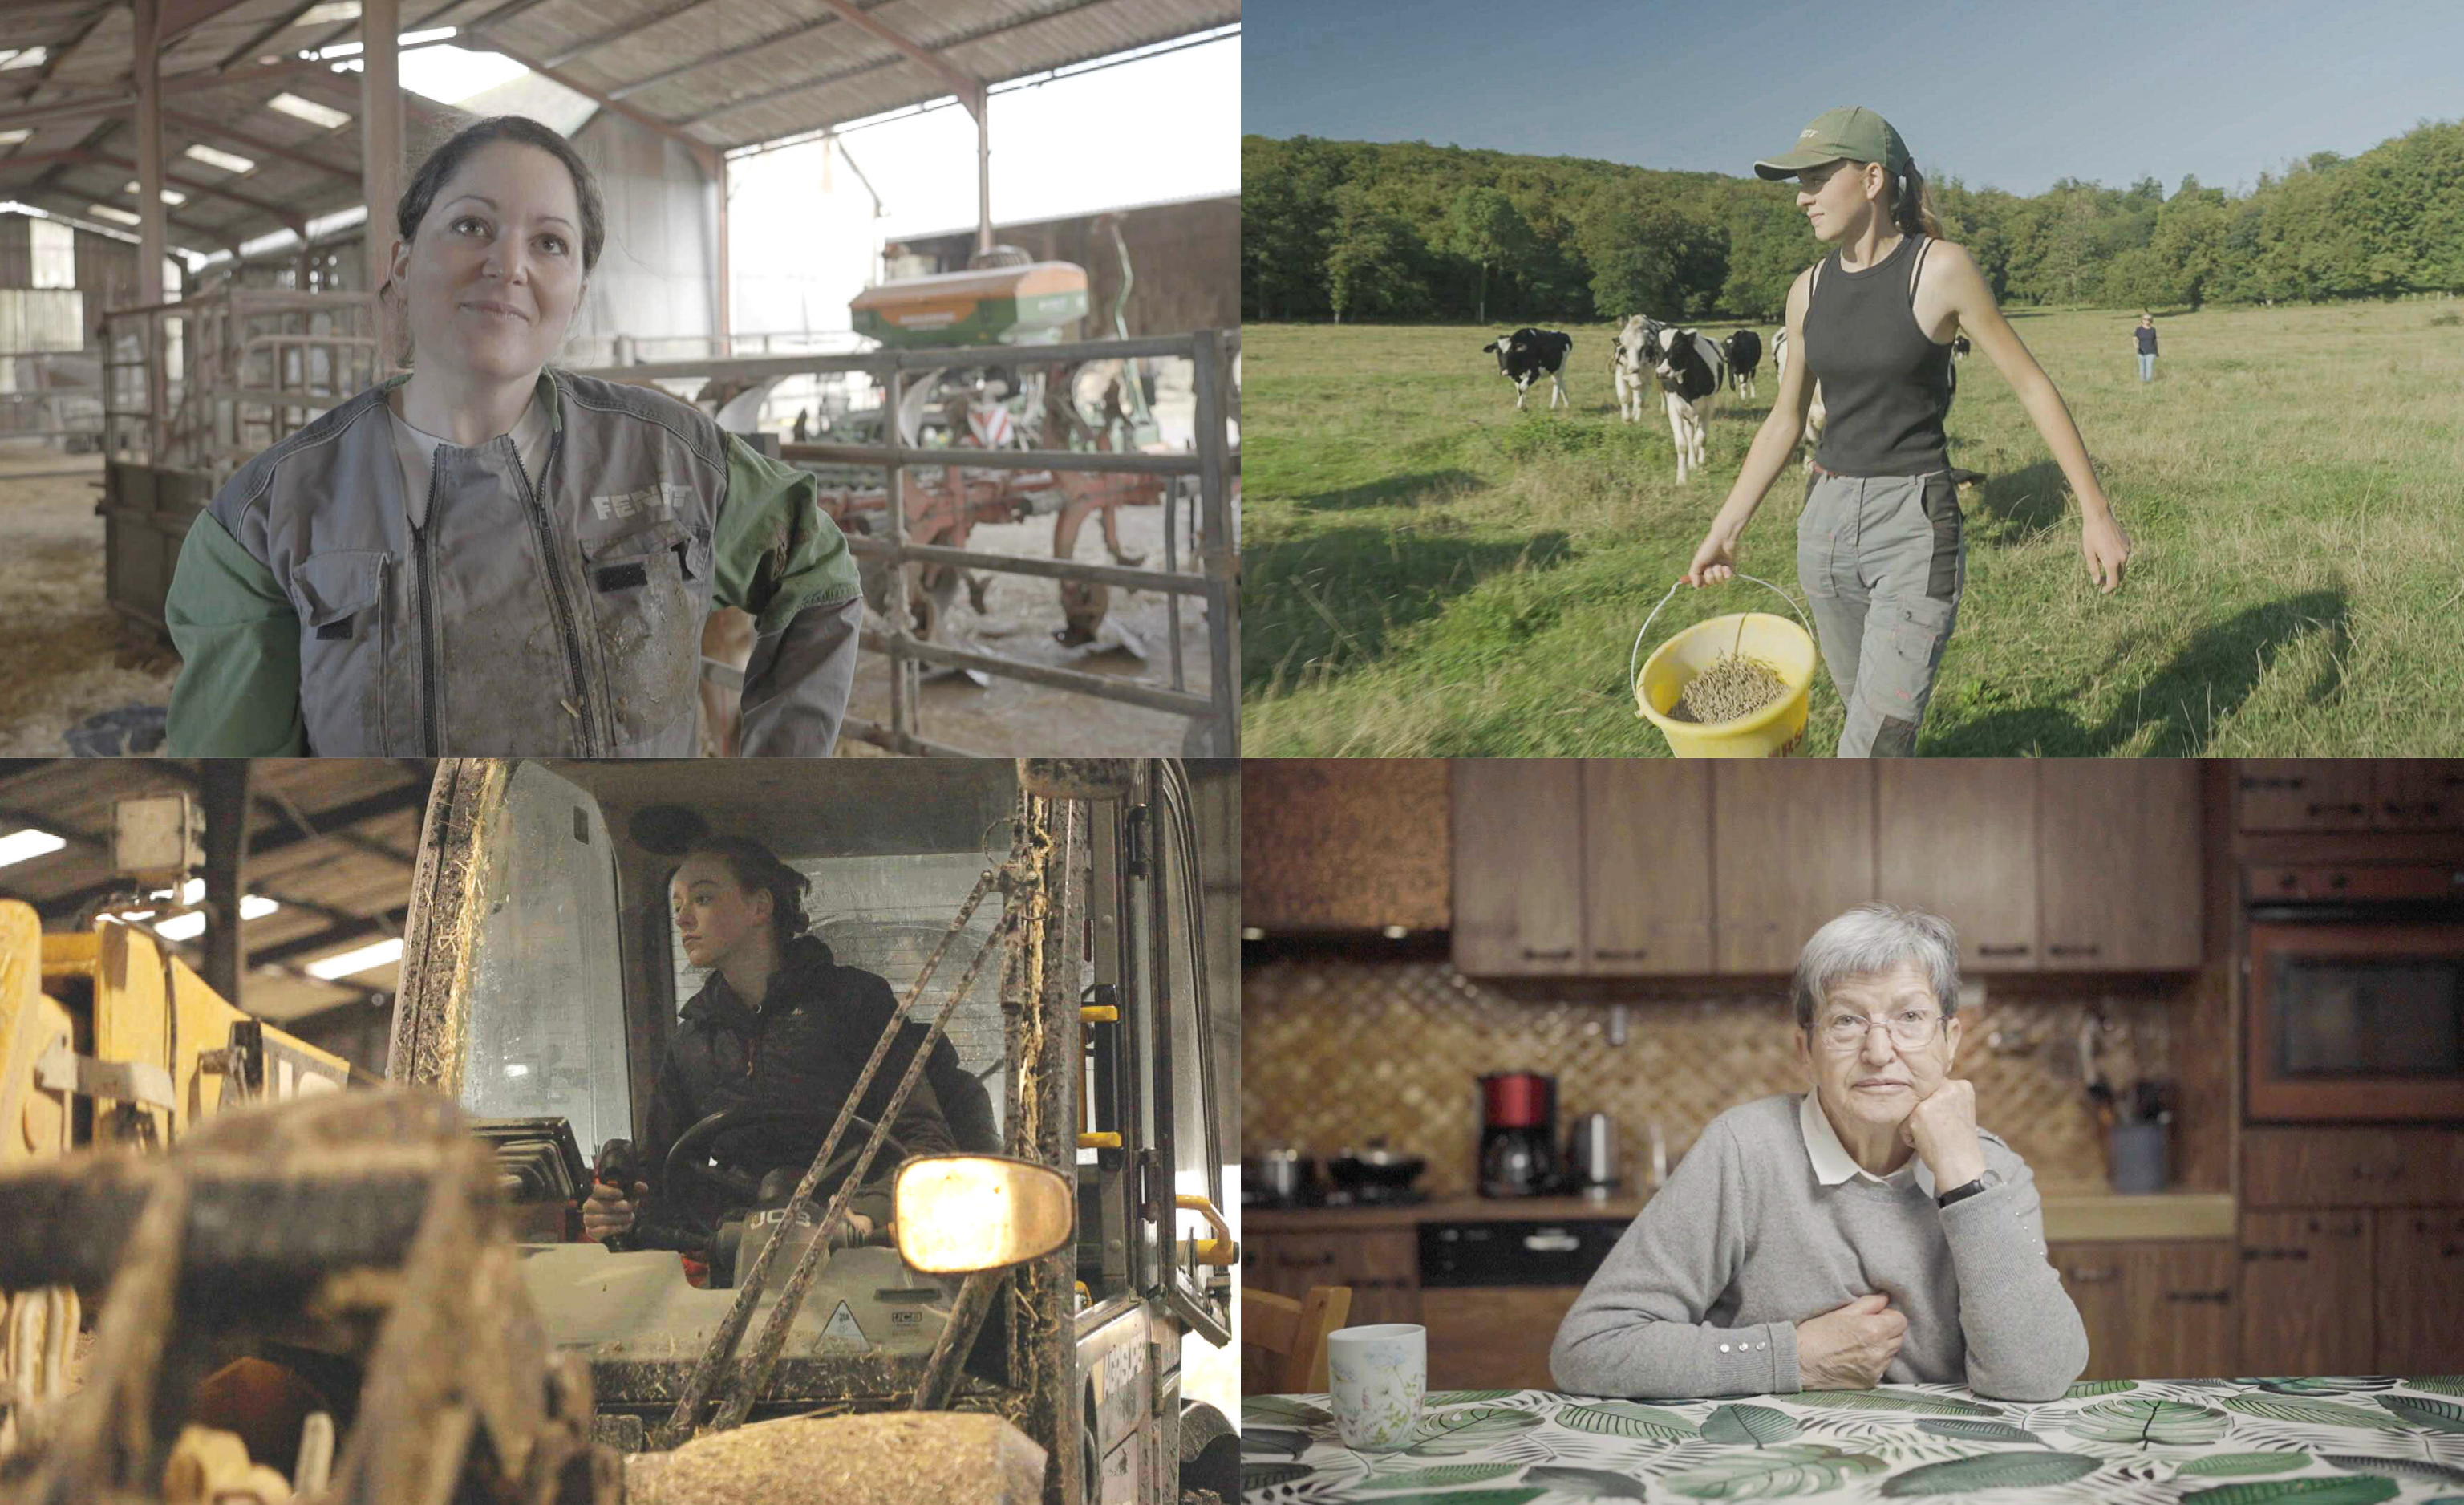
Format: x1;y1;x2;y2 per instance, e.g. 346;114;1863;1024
569;327;1241;758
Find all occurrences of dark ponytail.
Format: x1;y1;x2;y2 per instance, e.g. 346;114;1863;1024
682;835;812;951
1892;160;1946;241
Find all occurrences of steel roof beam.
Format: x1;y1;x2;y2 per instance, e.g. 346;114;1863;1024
160;108;359;181
0;41;459;135
541;0;711;69
460;30;711;152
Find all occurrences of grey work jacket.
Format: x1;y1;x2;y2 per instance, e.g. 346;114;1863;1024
164;367;861;757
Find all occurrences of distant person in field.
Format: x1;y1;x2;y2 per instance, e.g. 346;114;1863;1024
1682;106;2132;757
2134;314;2159;383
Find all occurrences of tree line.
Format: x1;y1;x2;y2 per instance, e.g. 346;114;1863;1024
1242;120;2464;324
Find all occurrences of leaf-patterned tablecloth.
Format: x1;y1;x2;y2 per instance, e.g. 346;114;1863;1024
1242;1377;2464;1504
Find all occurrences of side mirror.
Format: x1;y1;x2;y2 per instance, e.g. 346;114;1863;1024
893;1155;1073;1274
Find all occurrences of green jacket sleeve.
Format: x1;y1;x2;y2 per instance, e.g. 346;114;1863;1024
164;509;308;757
713;433;865;757
711;432;859;631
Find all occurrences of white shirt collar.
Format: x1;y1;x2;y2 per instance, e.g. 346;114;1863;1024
1799;1089;1936;1195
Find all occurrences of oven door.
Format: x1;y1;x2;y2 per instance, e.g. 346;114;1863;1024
2247;921;2464;1121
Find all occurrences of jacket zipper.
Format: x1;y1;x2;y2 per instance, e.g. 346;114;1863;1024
513;420;597;754
415;463;444;753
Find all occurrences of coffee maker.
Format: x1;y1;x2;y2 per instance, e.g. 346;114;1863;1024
1479;1071;1561;1197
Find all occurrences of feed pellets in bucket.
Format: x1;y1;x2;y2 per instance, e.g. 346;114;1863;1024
1674;652;1789;724
1628;576;1819;758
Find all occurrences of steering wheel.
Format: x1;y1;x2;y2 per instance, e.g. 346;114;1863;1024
660;1106;910;1226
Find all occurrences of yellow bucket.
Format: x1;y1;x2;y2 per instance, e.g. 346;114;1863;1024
1628;575;1818;758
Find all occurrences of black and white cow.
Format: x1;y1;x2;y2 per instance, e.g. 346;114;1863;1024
1722;328;1763;400
1770;327;1825;471
1643;327;1726;482
1611;314;1665;424
1481;327;1574;410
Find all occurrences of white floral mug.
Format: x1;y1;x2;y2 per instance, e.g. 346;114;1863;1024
1327;1323;1426;1452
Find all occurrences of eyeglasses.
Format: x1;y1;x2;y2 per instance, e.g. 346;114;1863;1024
1811;1009;1945;1053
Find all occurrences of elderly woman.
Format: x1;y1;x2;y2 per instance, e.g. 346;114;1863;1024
1550;903;2089;1402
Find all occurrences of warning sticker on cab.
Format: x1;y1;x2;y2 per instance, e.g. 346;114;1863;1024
821;1300;872;1353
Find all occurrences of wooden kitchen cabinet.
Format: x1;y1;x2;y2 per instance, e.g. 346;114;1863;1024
1878;761;2037;971
1583;762;1714;974
2047;1242;2237;1380
2235;761;2376;834
2126;1243;2238;1379
1453;762;1586;976
2047;1244;2131;1381
2037;761;2201;969
2239;1209;2375;1376
1712;763;1876;972
2235;759;2464;834
2372;761;2464;830
2372;1208;2464;1377
1422;1288;1583;1390
1244;1230;1422;1326
2243;1127;2464;1209
1242;760;1453;934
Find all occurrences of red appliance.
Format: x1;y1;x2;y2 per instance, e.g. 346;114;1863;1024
1479;1072;1561;1196
2245;862;2464;1122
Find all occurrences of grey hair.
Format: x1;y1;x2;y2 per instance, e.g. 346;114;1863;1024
1791;903;1961;1030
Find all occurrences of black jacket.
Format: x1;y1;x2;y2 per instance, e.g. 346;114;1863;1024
638;935;998;1242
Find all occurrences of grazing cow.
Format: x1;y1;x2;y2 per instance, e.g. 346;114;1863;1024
1722;329;1763;399
1481;327;1574;410
1643;327;1726;483
1951;334;1972;359
1770;328;1825;472
1611;314;1665;424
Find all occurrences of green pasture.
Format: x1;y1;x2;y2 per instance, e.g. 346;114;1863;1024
1242;300;2464;755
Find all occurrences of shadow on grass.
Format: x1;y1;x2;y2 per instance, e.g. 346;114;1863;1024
1958;458;2074;542
1925;589;2353;756
1244;526;1577;690
1295;469;1486;512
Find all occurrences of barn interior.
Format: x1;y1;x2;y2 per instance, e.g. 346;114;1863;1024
0;0;1240;759
0;753;1244;1492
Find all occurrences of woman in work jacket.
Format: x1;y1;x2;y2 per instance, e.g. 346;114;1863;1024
164;115;862;756
1682;107;2133;757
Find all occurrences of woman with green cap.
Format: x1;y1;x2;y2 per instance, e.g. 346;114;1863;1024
1682;106;2132;757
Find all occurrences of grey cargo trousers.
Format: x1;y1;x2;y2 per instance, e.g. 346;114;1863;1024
1796;467;1965;757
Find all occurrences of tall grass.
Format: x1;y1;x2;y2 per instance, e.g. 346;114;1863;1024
1243;302;2464;755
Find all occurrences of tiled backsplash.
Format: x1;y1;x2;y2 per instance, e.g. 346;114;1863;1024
1243;957;2182;1197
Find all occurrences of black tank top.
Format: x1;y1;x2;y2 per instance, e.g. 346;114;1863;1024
1803;233;1954;476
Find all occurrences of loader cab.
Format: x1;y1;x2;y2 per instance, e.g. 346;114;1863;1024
390;759;1233;1504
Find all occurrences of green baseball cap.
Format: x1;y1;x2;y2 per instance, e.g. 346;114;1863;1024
1754;106;1911;181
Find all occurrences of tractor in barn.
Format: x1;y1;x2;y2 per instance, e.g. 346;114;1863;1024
0;758;1237;1504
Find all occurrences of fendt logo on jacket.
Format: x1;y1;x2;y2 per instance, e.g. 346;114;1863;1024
590;481;694;521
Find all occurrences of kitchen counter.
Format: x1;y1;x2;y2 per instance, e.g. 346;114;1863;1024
1246;1189;2237;1241
1246;1193;1651;1230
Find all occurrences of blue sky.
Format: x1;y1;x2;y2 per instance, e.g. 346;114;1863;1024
1244;0;2461;197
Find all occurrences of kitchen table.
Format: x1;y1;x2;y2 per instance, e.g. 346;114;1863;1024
1244;1377;2464;1503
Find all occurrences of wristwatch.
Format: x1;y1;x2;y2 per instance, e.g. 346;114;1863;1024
1935;1170;1999;1208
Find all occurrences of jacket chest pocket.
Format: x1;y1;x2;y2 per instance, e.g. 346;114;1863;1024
579;520;711;748
290;550;394;752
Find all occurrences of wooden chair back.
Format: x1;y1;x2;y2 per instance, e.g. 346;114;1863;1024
1242;1284;1352;1393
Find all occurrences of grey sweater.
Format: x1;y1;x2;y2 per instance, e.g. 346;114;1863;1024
1550;1093;2089;1402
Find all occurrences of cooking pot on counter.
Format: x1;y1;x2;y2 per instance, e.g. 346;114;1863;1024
1243;1145;1317;1207
1326;1138;1428;1203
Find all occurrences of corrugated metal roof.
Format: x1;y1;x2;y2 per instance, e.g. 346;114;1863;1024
0;0;1234;254
0;757;431;1025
